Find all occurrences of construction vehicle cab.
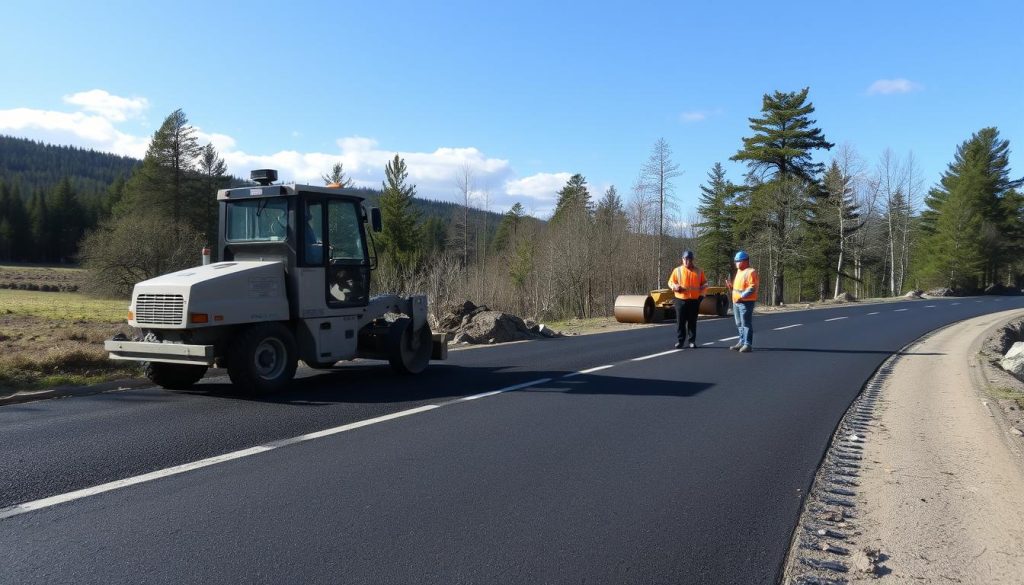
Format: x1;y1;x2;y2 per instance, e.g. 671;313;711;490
105;169;446;394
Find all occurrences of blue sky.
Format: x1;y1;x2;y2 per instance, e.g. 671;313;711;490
1;0;1021;219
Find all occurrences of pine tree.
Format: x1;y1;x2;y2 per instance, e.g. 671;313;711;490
551;174;592;224
125;109;203;229
195;143;229;247
731;87;833;303
695;163;738;283
492;202;526;254
322;162;354;187
378;154;421;272
47;177;85;262
28;189;50;262
918;128;1015;289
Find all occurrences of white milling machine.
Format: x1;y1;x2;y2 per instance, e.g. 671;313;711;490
105;169;446;394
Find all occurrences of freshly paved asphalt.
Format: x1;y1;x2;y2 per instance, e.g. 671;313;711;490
2;296;1022;584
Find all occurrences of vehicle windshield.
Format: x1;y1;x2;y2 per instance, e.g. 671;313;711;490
226;198;289;242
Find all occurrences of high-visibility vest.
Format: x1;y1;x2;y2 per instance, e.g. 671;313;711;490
668;265;707;300
732;268;759;303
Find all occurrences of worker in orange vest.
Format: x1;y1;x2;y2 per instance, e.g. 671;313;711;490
668;250;707;349
725;250;758;352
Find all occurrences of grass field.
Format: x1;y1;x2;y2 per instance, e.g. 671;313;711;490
0;288;139;393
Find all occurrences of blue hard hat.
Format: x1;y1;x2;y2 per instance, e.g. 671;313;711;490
682;249;694;259
734;250;749;262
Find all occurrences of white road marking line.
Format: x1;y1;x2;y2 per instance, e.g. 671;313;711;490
562;365;613;378
461;378;552;400
773;324;802;330
631;349;681;361
867;312;880;315
924;305;936;308
894;308;908;312
825;317;847;322
718;336;740;342
0;377;559;520
952;302;961;306
701;342;715;346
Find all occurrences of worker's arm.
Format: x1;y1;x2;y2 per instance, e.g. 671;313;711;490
737;270;758;299
668;270;682;292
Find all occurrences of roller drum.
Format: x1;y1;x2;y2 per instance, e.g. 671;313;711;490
614;295;656;324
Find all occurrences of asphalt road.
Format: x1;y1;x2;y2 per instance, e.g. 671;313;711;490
2;296;1022;584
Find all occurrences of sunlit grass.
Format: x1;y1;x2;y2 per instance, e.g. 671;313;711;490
0;289;128;323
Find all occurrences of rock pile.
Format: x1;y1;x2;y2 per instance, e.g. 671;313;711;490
904;289;924;299
1002;343;1024;379
925;287;956;297
832;291;856;303
434;301;561;345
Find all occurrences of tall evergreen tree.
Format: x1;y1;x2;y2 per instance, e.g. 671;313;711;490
28;189;50;262
919;127;1013;287
551;174;592;223
731;87;833;303
47;177;86;262
378;154;421;272
195;143;229;247
696;163;738;283
491;202;526;254
125;109;203;229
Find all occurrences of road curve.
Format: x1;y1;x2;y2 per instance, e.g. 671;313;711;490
2;296;1021;584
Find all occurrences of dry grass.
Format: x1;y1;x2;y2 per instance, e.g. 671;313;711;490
0;289;139;393
0;264;86;292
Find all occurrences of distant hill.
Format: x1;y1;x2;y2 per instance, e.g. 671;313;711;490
0;135;140;197
0;134;513;232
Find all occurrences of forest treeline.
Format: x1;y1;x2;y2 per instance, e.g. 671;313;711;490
1;89;1021;320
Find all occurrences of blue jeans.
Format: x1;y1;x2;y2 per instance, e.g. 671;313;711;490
733;301;754;347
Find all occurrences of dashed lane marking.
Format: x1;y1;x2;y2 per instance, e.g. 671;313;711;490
718;336;740;342
631;349;681;361
825;317;848;322
701;342;715;346
867;312;880;315
562;365;613;379
773;324;803;330
894;308;908;312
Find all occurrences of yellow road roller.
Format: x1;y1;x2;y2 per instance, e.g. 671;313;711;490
614;286;730;323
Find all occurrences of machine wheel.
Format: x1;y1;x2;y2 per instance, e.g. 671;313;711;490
145;362;207;390
716;294;730;317
387;317;432;375
227;322;298;395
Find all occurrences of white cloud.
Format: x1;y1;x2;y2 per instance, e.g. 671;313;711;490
867;78;923;95
0;107;150;158
679;108;722;123
62;89;148;121
505;172;573;203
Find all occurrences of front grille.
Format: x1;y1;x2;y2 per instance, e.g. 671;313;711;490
135;294;185;325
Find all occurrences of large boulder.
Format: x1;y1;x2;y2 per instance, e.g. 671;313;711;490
833;291;856;303
905;290;924;299
1001;342;1024;379
926;287;955;297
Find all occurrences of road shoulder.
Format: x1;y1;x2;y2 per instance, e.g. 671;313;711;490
784;308;1024;584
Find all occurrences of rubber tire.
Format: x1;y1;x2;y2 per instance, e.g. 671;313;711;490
387;318;433;375
227;322;299;395
716;294;730;317
145;362;207;390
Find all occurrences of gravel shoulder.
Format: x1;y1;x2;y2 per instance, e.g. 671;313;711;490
846;309;1024;583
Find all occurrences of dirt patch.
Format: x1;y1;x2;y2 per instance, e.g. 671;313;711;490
0;308;139;393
